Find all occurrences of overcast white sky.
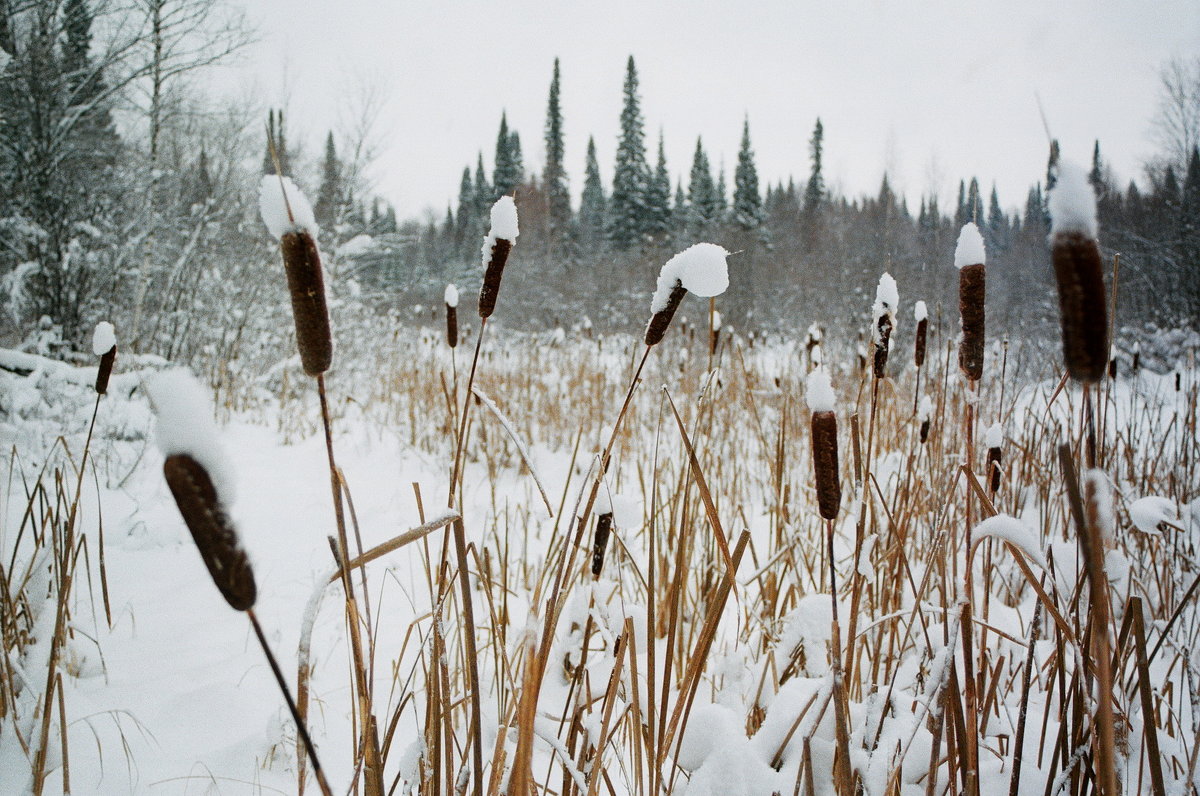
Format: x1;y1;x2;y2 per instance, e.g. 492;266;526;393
221;0;1199;221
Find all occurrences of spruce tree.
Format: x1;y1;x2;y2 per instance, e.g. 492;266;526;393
262;109;290;175
733;118;763;228
544;58;571;233
967;177;983;224
579;136;607;243
493;112;520;199
314;131;342;233
986;185;1009;252
673;181;688;232
609;56;650;248
715;166;728;218
688;137;717;229
1182;147;1200;276
509;130;524;185
474;152;491;219
954;180;968;229
645;132;672;236
803;118;824;214
456;166;475;245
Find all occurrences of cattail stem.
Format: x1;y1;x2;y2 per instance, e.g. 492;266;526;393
248;609;334;796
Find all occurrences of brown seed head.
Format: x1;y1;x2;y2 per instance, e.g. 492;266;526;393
873;315;892;379
986;446;1002;493
163;454;257;611
811;410;841;521
1051;230;1108;382
479;238;513;319
914;318;927;368
591;512;614;578
958;263;986;382
279;230;333;376
446;303;458;349
645;283;687;346
95;345;116;395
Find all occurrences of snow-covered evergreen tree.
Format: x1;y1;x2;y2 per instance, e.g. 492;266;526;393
544;58;571;234
688;137;717;230
733;118;763;228
609;56;650;248
579;136;607;244
645;133;673;236
314;131;343;233
493;112;521;199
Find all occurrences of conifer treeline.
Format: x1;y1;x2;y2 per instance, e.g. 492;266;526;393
348;57;1197;342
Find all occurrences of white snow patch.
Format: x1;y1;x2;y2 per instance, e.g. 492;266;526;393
650;243;730;313
591;489;642;529
145;369;237;503
712;309;722;331
914;300;928;322
806;367;836;413
92;321;116;356
973;514;1047;571
1048;160;1098;238
489;196;519;240
985;422;1002;449
918;395;933;423
954;223;986;268
339;233;375;257
258;175;317;240
1129;496;1178;534
444;283;459;307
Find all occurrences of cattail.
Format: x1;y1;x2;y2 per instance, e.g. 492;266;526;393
805;323;822;371
259;176;332;377
1047;160;1107;383
709;309;722;356
445;283;459;348
479;197;520;319
871;273;898;379
1132;343;1140;372
148;371;255;611
807;368;841;521
591;511;613;577
918;396;933;444
985;422;1003;494
955;223;987;382
645;243;730;347
913;301;928;368
1107;346;1117;380
92;321;116;395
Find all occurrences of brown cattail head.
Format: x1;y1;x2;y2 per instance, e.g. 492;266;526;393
591;512;614;577
958;262;986;381
871;273;898;379
96;346;116;394
873;315;892;378
811;410;841;520
446;304;458;348
645;283;687;346
914;318;927;368
986;446;1002;493
479;237;512;319
920;418;931;444
279;230;333;376
163;454;256;611
1050;231;1107;382
918;396;933;444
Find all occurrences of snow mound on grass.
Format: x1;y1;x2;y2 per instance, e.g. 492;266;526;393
1129;496;1177;534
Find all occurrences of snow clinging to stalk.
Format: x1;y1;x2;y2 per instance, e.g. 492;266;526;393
644;243;730;346
479;196;519;319
1047;159;1107;382
258;175;318;240
871;272;898;378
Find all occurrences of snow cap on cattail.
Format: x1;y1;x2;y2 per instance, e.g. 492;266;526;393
260;176;332;376
807;367;841;520
92;321;116;394
918;395;934;443
1047;160;1107;382
445;283;459;349
146;370;255;611
955;223;987;382
645;243;730;346
478;197;519;319
871;273;898;378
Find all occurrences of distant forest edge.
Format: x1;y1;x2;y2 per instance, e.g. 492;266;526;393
0;0;1196;367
